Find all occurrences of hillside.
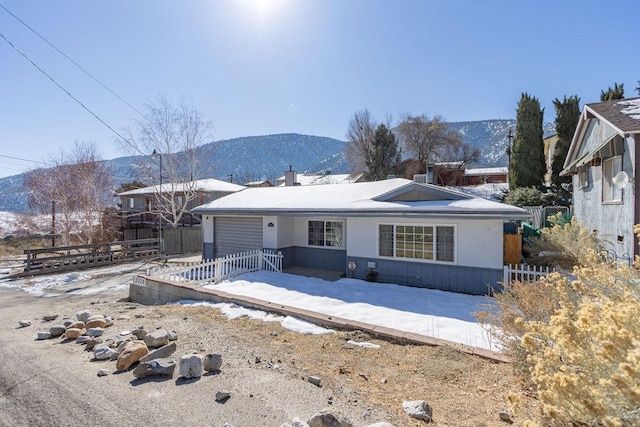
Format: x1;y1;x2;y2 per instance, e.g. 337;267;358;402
0;121;555;213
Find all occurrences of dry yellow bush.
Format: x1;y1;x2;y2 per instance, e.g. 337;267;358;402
478;221;640;426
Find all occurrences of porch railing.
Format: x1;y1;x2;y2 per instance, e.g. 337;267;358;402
503;263;553;284
147;248;283;286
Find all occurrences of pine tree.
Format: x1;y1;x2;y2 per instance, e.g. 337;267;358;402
551;95;580;193
365;124;401;181
511;93;545;190
600;83;625;101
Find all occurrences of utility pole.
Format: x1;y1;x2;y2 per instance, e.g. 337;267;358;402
51;200;55;247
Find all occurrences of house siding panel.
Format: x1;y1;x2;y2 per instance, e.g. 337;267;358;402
214;216;263;258
347;255;499;295
279;246;347;271
572;129;636;261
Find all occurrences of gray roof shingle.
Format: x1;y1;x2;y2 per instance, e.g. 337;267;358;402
587;97;640;134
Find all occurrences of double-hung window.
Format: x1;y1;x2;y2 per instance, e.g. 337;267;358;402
378;224;455;262
308;220;344;248
602;155;622;203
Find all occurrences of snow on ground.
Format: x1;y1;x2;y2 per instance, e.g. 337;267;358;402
200;271;496;350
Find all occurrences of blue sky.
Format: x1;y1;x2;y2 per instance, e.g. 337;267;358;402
1;0;638;178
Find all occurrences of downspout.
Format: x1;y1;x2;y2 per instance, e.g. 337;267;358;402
635;134;640;259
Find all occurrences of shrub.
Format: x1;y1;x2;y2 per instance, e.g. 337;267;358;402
504;186;553;207
478;222;640;426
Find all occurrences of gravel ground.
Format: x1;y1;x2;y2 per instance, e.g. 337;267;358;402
0;261;540;426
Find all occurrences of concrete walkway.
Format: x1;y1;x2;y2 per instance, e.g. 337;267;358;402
130;274;509;363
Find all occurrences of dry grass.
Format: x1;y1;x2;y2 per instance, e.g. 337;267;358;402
159;305;541;426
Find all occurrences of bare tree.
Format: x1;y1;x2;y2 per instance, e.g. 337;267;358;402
396;114;462;167
345;109;377;174
118;96;212;228
24;141;114;245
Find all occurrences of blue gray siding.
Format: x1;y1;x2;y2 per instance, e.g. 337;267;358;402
279;246;346;271
347;256;501;295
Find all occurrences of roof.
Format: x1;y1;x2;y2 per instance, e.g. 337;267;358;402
562;97;640;175
117;178;245;196
586;97;640;135
464;167;508;176
192;178;528;220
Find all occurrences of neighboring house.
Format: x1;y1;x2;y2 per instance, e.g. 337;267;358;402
463;167;508;186
561;97;640;261
245;180;274;188
192;178;528;294
276;171;365;186
117;178;245;236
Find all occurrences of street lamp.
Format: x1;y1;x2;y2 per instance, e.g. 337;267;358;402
151;149;163;254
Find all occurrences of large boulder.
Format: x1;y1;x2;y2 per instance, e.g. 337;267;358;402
139;342;177;363
144;329;170;349
116;341;149;371
49;325;66;337
132;359;176;379
179;354;203;379
203;353;223;372
86;318;107;329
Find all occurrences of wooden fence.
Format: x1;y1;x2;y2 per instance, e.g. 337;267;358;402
123;227;201;255
22;239;160;276
503;263;553;284
147;248;283;285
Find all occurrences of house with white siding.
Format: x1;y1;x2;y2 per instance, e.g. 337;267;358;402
561;97;640;262
192;178;528;294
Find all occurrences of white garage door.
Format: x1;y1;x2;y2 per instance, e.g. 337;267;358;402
214;217;263;258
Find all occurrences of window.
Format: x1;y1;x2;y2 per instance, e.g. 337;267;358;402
577;167;589;189
175;195;183;207
308;220;344;248
128;197;135;209
602;155;622;203
379;224;455;262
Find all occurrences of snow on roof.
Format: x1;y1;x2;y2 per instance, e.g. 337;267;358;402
276;173;362;186
464;167;508;176
618;98;640;120
192;178;527;219
117;178;245;196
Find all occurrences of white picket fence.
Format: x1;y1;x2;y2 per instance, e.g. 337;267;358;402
503;263;553;284
147;248;283;286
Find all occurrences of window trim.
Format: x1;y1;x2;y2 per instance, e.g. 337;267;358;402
307;219;345;249
577;166;590;190
377;223;456;264
602;155;623;204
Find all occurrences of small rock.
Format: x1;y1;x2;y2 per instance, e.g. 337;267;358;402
49;325;66;337
36;331;52;340
62;319;74;328
144;329;170;349
97;369;110;377
179;353;203;379
104;316;113;327
167;330;178;341
254;356;261;364
18;320;31;327
66;321;86;330
307;376;322;387
307;410;352;427
365;423;395;427
402;400;432;422
86;318;107;329
85;338;103;351
86;327;105;337
42;315;58;321
119;330;131;336
203;353;223;372
76;336;92;344
131;329;147;339
132;359;176;378
139;342;177;362
270;331;278;337
64;328;85;340
75;310;92;323
499;411;513;424
215;390;231;402
93;346;116;360
116;340;149;371
134;314;144;318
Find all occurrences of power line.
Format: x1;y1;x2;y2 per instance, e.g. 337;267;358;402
0;2;149;122
0;153;48;165
0;32;150;160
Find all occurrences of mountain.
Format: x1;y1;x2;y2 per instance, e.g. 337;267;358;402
0;122;556;213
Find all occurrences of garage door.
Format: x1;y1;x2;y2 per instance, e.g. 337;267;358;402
214;216;263;258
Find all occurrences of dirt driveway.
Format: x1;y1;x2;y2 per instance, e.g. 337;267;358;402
0;263;538;426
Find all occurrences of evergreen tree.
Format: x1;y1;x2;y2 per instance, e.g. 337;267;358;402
600;83;625;101
511;93;545;190
551;95;580;192
365;124;401;181
636;81;640;96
